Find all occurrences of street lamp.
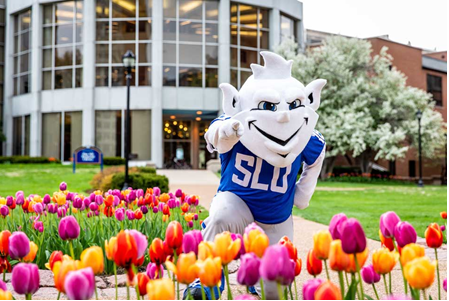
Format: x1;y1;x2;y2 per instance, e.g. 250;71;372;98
122;50;136;190
416;109;423;187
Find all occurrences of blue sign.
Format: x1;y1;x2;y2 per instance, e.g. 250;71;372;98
73;146;103;173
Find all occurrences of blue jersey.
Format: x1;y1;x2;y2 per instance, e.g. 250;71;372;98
217;130;325;224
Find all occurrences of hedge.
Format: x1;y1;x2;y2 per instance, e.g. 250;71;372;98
109;172;169;192
103;157;126;165
0;156;60;164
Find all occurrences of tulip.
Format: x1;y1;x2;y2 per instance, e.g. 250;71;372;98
425;223;443;248
279;236;297;260
243;224;269;258
303;278;325;300
0;286;12;300
307;249;322;276
314;280;342;300
400;243;425;266
45;250;63;271
149;238;166;265
404;257;436;290
380;211;400;238
372;248;397;275
23;241;38;263
260;245;295;286
234;294;257;300
165;221;183;250
9;231;30;260
313;230;332;279
89;203;99;212
129;230;148;260
328;240;350;272
329;213;348;240
345;247;369;274
136;273;150;295
0;206;9;217
214;231;241;265
115;208;125;222
32;203;43;215
113;230;138;269
0;231;11;256
441;225;446;232
341;218;366;254
237;252;261;286
166;252;199;285
64;267;95;300
147;278;175;300
105;236;118;261
197;257;222;291
198;241;215;260
361;264;381;284
53;258;81;293
182;230;203;256
11;263;40;297
394;222;417;248
81;246;104;275
379;230;395;251
441;212;447;219
58;216;80;241
33;221;44;233
443;278;447;292
60;182;67;191
146;262;164;279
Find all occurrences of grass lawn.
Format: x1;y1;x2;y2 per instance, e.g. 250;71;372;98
293;181;447;241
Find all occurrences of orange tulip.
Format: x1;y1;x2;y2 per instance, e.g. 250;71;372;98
81;246;104;274
294;258;302;276
307;249;322;276
165;221;183;250
379;230;395;252
137;273;150;295
400;243;425;266
149;238;167;265
404;257;436;290
441;212;447;220
147;278;175;300
313;230;332;260
181;203;189;213
105;236;118;261
279;236;298;260
113;230;138;269
244;228;269;258
0;288;12;300
214;231;241;265
165;252;199;284
45;250;64;271
0;230;11;256
314;280;342;300
23;241;38;263
104;195;114;207
135;209;143;220
197;257;222;288
53;258;81;293
345;247;369;274
198;241;215;260
425;223;443;248
372;248;397;275
103;206;115;217
328;240;350;272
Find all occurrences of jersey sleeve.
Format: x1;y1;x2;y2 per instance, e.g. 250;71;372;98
302;130;325;166
210;113;231;125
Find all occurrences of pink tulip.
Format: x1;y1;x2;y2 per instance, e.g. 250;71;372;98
0;279;6;291
9;231;30;260
32;203;43;214
175;189;183;198
329;213;348;240
64;267;95;300
231;233;245;259
95;195;104;205
0;206;9;217
384;295;412;300
11;263;40;296
59;182;67;191
58;216;80;240
244;222;265;236
380;211;400;238
115;208;125;221
129;230;148;259
182;230;203;255
303;278;325;300
89;203;98;212
34;221;44;233
341;218;366;254
259;245;295;285
444;278;447;292
237;253;261;286
6;196;13;207
235;294;257;300
43;194;51;204
394;221;417;248
146;262;164;279
361;264;381;284
153;187;161;196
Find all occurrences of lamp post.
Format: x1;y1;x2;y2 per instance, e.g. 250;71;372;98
416;109;423;187
122;50;136;190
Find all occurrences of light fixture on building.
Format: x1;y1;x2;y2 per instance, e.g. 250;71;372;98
122;50;136;70
196;117;201;121
170;115;176;119
173;121;178;125
196;111;202;115
165;122;169;127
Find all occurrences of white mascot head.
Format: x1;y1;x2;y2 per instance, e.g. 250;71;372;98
221;51;326;168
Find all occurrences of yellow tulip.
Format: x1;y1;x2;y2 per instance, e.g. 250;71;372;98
404;257;436;290
400;243;425;266
80;246;104;274
244;229;269;258
105;236;118;261
198;241;215;260
196;257;222;288
213;231;241;265
23;241;38;263
345;247;369;274
0;198;6;205
165;252;199;285
372;248;398;275
53;192;66;206
147;278;175;300
328;239;350;272
313;230;332;260
53;258;81;293
0;289;12;300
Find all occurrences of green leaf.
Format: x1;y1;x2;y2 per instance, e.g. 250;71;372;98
365;294;374;300
344;280;357;300
410;288;420;300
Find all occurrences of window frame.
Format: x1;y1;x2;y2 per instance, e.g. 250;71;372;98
280;13;297;43
426;73;443;107
13;9;32;95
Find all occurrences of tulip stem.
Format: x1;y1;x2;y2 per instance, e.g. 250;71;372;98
127;282;130;300
338;271;345;297
200;283;206;300
382;274;389;295
95;281;99;300
2;270;5;282
422;289;427;300
372;284;380;300
288;285;294;300
294;278;298;300
26;293;32;300
392;238;408;294
324;260;330;280
276;283;284;300
388;272;392;294
114;263;118;300
69;240;75;259
259;278;266;300
210;286;216;300
354;254;365;300
57;291;60;300
434;248;441;300
132;264;141;300
224;265;233;300
352;274;361;300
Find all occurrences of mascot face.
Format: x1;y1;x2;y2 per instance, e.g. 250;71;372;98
220;52;326;167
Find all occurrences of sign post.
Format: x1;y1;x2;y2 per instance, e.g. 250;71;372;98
73;146;103;174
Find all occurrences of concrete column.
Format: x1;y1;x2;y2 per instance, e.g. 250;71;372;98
82;0;96;146
29;1;42;156
269;7;280;51
151;0;163;167
3;3;14;155
218;0;230;88
297;19;305;52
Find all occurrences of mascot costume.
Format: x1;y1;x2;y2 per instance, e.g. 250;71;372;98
188;51;326;300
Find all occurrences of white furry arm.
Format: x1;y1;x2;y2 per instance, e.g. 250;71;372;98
294;147;325;210
205;118;244;154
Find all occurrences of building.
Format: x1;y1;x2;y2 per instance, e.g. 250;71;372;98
1;0;304;169
307;29;447;183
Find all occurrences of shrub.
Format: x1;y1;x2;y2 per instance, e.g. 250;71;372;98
138;167;156;174
90;166;158;190
109;172;169;192
0;156;61;164
103;157;126;165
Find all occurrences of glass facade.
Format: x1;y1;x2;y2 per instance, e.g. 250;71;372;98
63;111;82;161
13;9;31;95
163;0;219;87
230;3;269;88
0;1;4;155
42;113;61;159
280;14;296;43
12;116;30;156
42;1;84;90
95;0;152;87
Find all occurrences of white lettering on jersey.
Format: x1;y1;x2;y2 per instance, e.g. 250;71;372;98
232;153;254;187
250;157;269;191
271;165;291;193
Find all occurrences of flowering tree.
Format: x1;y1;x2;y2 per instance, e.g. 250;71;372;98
276;37;446;176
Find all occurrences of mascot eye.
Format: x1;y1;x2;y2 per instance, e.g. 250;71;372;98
258;101;277;111
289;99;303;110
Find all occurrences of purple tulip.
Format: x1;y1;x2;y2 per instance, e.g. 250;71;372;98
32;203;43;214
34;221;44;233
175;200;181;208
115;208;125;221
441;225;446;232
188;221;194;228
9;231;30;260
383;295;412;300
113;195;120;207
182;230;203;255
95;195;103;206
16;192;24;205
136;189;144;199
59;182;67;191
237;253;261;286
57;207;67;218
235;294;257;300
58;216;80;240
361;264;381;284
168;193;174;199
329;213;348;240
43;194;51;204
89;203;98;212
259;245;295;285
341;218;367;254
394;221;417;248
66;192;74;201
444;278;447;292
11;263;40;295
231;233;245;259
194;213;199;221
175;189;183;198
64;267;95;300
87;212;94;218
47;203;57;214
127;190;136;202
6;196;13;207
167;198;176;209
303;278;325;300
73;197;83;209
129;230;148;259
146;262;164;279
0;279;6;291
89;193;96;202
153;187;161;197
153;207;159;214
380;211;401;238
141;206;148;214
0;206;9;217
126;209;135;220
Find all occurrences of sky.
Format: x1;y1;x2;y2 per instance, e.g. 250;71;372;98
301;0;447;51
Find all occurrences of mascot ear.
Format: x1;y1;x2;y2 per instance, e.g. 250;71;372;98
305;79;326;111
219;83;240;116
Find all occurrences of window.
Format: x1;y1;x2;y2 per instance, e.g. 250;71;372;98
280;14;296;43
95;0;152;87
0;3;5;155
64;111;82;161
42;113;62;159
12;115;30;156
408;160;416;178
13;9;32;95
163;0;219;87
427;74;443;107
230;3;269;88
42;1;83;90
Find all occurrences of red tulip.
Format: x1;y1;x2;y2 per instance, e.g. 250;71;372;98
307;249;322;276
113;230;138;269
425;223;443;248
149;238;166;265
165;221;183;250
137;273;150;295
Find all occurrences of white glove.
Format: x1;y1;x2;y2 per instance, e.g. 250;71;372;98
205;118;244;154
